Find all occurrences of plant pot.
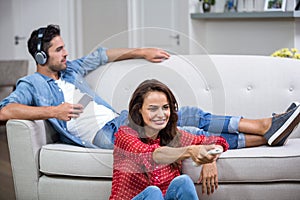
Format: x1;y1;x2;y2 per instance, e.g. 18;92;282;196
203;2;211;12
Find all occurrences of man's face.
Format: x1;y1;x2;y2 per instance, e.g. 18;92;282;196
46;36;68;72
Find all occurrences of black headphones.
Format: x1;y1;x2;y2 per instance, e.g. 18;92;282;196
34;28;47;65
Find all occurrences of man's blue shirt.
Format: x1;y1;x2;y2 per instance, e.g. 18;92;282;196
0;47;116;148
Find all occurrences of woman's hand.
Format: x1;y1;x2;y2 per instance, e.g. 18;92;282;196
189;144;218;166
198;162;218;195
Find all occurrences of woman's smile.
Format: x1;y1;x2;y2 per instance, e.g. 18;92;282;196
140;91;171;138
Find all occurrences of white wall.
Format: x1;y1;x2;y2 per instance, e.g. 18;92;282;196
80;0;129;55
0;0;129;62
190;18;296;55
80;0;191;56
2;0;299;60
0;0;15;60
188;0;300;55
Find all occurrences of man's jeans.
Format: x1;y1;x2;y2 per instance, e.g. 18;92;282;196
177;106;245;149
93;106;245;149
132;175;198;200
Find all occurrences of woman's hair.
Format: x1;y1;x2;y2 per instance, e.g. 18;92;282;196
27;24;60;61
128;79;181;147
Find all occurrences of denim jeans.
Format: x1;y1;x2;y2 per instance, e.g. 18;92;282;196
177;106;245;149
132;175;198;200
93;110;129;149
93;106;245;149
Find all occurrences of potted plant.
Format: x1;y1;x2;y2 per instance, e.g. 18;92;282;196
271;48;300;60
200;0;216;12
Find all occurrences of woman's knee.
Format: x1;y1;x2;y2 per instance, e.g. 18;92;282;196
133;186;163;200
145;186;160;192
144;186;163;198
166;175;198;200
173;174;194;185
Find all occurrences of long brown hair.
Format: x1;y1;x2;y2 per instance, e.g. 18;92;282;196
128;79;181;147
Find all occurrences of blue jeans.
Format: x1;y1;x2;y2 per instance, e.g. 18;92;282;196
93;110;129;149
177;106;245;149
132;175;198;200
93;106;245;149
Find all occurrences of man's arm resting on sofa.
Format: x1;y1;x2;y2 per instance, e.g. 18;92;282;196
106;48;170;63
0;103;83;121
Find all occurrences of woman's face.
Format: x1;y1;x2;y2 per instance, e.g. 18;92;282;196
140;91;170;139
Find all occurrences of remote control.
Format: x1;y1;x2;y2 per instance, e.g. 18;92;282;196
192;148;223;167
207;148;223;155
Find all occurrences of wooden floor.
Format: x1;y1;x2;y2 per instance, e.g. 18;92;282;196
0;125;16;200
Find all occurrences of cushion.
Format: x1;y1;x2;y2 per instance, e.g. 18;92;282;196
40;138;300;183
40;144;113;178
183;138;300;183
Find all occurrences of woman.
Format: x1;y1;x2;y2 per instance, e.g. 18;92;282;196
109;79;229;200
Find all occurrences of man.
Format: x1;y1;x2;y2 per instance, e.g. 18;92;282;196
1;24;300;194
0;24;170;148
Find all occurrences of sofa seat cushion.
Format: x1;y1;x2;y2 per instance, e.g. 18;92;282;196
40;144;113;178
41;139;300;182
183;138;300;183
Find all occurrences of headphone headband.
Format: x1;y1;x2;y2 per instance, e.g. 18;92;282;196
35;28;47;65
36;28;45;52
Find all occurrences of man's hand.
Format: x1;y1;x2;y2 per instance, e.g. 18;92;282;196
53;103;83;121
0;103;83;121
198;162;218;195
140;48;170;63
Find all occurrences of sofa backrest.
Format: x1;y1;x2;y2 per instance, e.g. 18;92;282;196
85;55;300;116
85;55;300;138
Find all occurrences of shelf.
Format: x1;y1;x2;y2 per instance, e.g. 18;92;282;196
191;11;300;20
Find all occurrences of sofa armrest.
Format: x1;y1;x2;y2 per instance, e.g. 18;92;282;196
6;119;58;200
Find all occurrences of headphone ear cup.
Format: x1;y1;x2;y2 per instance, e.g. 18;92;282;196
35;51;47;65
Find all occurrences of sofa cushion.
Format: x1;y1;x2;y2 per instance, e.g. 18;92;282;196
40;144;113;178
41;139;300;183
183;138;300;183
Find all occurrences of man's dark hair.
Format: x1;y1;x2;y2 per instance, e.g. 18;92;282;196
27;24;61;62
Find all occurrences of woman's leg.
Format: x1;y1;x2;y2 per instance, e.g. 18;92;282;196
132;186;164;200
164;174;198;200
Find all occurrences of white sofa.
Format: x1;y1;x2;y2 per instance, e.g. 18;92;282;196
6;55;300;200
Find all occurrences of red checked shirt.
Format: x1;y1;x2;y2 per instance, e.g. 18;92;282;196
109;126;229;200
